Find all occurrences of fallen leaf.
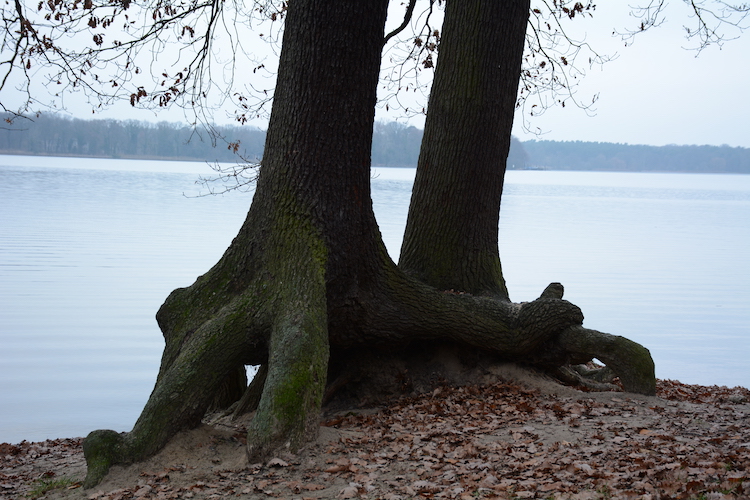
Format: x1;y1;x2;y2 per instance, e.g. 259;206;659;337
338;485;358;498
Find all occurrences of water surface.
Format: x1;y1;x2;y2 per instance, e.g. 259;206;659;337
1;156;748;444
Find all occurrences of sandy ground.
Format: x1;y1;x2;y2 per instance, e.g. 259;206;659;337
2;365;749;500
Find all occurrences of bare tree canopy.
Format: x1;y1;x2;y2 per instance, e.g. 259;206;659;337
1;0;285;122
2;0;746;124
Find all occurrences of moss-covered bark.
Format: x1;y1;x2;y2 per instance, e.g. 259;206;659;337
244;211;329;460
393;0;653;395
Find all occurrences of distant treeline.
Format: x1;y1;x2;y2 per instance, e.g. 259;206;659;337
520;140;750;174
0;114;266;162
2;114;749;173
0;113;539;170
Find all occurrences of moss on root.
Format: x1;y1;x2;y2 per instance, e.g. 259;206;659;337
246;237;330;461
558;326;656;396
82;430;129;489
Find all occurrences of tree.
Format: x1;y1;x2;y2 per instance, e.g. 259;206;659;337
399;0;655;394
81;0;387;484
79;0;660;488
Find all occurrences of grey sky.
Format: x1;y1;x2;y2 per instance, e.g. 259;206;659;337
508;3;750;148
29;1;749;148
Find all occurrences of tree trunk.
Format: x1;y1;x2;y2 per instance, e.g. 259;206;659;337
83;0;391;486
83;0;656;488
399;0;530;299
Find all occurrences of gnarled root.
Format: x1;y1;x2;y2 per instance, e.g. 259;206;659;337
82;430;129;489
245;285;329;462
83;269;656;489
83;222;331;487
557;325;656;395
553;364;620;392
82;294;261;487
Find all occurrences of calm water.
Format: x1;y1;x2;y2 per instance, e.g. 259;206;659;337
1;155;748;444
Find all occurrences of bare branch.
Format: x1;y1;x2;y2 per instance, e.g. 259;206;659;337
516;0;608;134
384;0;418;46
682;0;750;49
0;0;284;125
378;0;441;118
616;0;749;50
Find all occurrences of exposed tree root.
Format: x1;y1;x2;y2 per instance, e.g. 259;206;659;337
554;365;621;392
83;255;656;488
80;0;655;483
557;326;656;395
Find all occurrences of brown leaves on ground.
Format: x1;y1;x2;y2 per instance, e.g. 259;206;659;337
1;378;749;500
0;438;84;499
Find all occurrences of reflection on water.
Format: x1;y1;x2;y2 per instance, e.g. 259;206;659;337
1;157;749;443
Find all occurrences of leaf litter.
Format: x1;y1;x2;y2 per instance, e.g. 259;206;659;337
2;374;748;500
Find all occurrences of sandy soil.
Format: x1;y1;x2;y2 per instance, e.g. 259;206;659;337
2;365;749;500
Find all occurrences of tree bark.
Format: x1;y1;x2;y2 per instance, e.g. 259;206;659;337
399;0;530;299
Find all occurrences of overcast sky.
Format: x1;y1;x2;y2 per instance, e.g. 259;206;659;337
379;1;750;148
507;3;750;148
36;1;750;148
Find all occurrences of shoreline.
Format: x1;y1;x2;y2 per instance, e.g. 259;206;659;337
4;151;750;175
3;378;749;448
2;375;749;500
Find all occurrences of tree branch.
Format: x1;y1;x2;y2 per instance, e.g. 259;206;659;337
383;0;417;46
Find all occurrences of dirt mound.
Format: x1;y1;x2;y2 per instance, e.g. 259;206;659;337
2;367;748;500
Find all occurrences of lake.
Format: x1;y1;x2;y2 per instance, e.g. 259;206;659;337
1;155;748;444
